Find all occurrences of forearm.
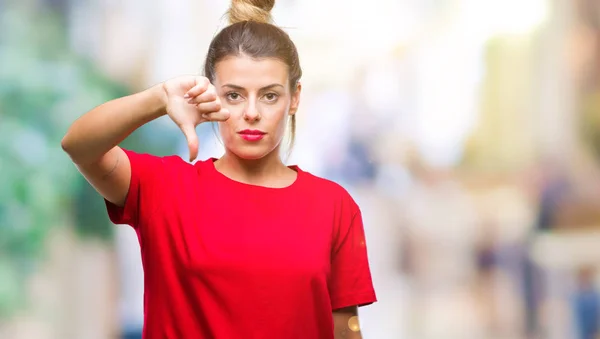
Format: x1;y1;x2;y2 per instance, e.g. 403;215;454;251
333;307;362;339
61;84;167;164
334;329;362;339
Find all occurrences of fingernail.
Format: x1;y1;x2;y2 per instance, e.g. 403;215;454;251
183;94;190;99
202;114;209;119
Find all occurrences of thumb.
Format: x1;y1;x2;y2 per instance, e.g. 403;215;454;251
180;124;199;162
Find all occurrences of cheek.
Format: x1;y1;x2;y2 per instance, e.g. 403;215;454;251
268;99;291;119
264;106;289;132
217;120;236;140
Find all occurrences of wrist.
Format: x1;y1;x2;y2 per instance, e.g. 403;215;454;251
145;83;168;119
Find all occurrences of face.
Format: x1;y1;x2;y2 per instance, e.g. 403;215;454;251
213;55;300;160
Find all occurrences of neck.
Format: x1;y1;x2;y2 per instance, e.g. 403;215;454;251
215;147;290;186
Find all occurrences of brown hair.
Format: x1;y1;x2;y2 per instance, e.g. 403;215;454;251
204;0;302;150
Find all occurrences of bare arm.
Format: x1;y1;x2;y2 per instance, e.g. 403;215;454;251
62;75;228;209
61;84;167;206
333;306;362;339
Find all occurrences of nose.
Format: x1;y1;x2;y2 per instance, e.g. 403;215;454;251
243;99;260;122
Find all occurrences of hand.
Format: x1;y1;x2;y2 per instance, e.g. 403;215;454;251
162;76;230;161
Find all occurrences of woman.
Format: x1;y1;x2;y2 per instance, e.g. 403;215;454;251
61;0;377;338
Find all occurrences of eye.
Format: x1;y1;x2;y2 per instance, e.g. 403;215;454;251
226;92;242;101
263;93;279;102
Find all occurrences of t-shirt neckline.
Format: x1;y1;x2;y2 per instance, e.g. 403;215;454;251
207;158;303;191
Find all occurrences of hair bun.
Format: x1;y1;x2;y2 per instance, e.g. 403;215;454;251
228;0;275;24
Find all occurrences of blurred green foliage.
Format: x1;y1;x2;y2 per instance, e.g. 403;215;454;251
0;3;178;317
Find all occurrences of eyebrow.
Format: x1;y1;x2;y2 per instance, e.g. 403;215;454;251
221;83;284;91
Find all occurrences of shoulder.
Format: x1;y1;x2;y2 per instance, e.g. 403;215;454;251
123;148;201;178
192;158;217;179
301;171;349;196
124;149;186;165
299;170;359;213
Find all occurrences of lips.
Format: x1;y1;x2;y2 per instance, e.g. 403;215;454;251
238;129;266;135
238;129;266;141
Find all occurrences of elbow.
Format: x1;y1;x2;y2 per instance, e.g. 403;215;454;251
61;130;103;166
61;131;83;163
61;133;74;155
60;135;69;153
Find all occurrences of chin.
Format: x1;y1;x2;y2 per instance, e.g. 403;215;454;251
229;145;274;161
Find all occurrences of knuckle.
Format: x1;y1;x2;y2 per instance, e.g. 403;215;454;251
200;77;210;87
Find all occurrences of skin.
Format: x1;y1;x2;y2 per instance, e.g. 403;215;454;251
61;55;362;337
333;306;362;339
211;55;299;187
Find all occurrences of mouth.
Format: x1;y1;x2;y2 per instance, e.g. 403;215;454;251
238;129;266;141
238;129;266;135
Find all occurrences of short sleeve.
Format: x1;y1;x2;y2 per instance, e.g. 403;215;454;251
329;207;377;310
105;149;163;229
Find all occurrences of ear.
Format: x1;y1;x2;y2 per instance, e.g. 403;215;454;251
289;81;301;116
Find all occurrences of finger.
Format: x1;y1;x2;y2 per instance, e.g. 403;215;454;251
183;77;210;99
202;108;230;122
180;124;199;162
195;100;221;114
187;85;217;104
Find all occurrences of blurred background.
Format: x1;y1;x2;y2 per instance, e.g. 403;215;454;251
3;0;600;338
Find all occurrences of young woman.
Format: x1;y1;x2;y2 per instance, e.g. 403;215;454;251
62;0;377;337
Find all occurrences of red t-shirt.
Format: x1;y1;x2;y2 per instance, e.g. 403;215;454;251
105;150;376;339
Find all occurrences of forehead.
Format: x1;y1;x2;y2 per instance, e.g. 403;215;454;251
214;55;289;88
